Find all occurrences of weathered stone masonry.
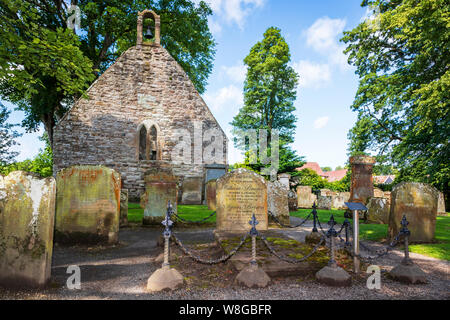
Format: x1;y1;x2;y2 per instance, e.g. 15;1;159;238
53;11;228;201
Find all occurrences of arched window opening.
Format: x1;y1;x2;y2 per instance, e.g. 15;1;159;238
150;125;157;160
139;126;147;160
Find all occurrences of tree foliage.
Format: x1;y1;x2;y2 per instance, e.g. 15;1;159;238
0;0;216;144
0;103;21;164
342;0;449;195
231;27;302;176
0;133;53;177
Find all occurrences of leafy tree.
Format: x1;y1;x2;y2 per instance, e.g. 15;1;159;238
0;133;53;177
231;27;302;176
0;103;21;165
335;165;344;171
0;0;215;144
342;0;449;198
321;167;332;172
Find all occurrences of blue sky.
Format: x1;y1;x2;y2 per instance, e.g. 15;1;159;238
4;0;369;169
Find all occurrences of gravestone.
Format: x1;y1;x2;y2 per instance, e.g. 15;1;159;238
181;177;203;205
374;188;384;198
388;182;439;243
297;186;317;209
437;192;446;215
332;192;350;210
366;197;390;224
0;171;56;287
288;190;298;211
141;167;178;225
120;189;129;227
216;169;268;232
55;166;121;244
317;195;332;210
268;180;290;225
349;155;376;204
278;173;291;190
206;179;217;211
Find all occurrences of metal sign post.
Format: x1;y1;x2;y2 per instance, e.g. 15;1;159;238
345;202;368;274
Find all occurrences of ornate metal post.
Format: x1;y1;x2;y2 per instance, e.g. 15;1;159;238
389;214;427;284
161;201;174;267
312;202;318;233
147;200;184;292
326;214;338;267
249;214;259;266
235;213;271;288
400;215;412;265
343;214;351;247
315;213;351;286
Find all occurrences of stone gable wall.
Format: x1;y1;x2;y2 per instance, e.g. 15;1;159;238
53;44;227;200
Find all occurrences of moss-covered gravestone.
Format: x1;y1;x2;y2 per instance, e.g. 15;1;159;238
141;168;178;225
0;171;56;287
268;180;290;225
216;169;268;232
55;166;121;244
297;186;316;209
388;182;439;243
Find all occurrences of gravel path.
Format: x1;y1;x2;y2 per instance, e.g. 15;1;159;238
0;224;448;300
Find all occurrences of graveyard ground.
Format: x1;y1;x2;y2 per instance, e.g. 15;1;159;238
0;205;448;300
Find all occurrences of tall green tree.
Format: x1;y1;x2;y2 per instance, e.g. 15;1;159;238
231;27;303;175
0;0;215;144
342;0;449;197
0;103;21;164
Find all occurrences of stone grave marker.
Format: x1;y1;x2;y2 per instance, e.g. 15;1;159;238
216;169;268;232
268;180;290;225
55;165;121;244
141;167;178;225
181;177;203;205
0;171;56;287
388;182;439;242
297;186;317;209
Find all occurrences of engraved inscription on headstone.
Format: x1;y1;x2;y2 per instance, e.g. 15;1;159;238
216;169;268;232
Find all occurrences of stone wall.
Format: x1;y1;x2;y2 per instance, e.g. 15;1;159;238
55;166;121;244
53;44;228;200
0;172;56;287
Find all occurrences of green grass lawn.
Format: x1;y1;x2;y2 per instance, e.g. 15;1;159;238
128;203;449;260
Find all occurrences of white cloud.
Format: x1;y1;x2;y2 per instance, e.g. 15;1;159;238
222;62;247;84
292;60;331;89
313;116;330;129
303;17;350;71
203;85;243;112
305;17;346;52
198;0;265;32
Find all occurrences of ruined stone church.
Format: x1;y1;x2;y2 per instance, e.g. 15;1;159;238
53;10;228;202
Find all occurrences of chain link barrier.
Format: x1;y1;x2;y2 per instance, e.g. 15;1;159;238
268;210;312;229
340;224;405;261
260;234;326;264
172;211;216;224
172;232;250;265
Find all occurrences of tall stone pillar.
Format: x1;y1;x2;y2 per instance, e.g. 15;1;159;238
349;155;376;205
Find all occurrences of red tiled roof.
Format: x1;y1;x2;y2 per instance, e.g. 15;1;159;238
373;175;395;184
323;169;348;182
296;162;324;176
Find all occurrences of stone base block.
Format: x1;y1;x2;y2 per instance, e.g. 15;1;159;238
305;231;323;245
316;265;352;287
235;264;270;288
389;262;427;284
147;266;184;292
